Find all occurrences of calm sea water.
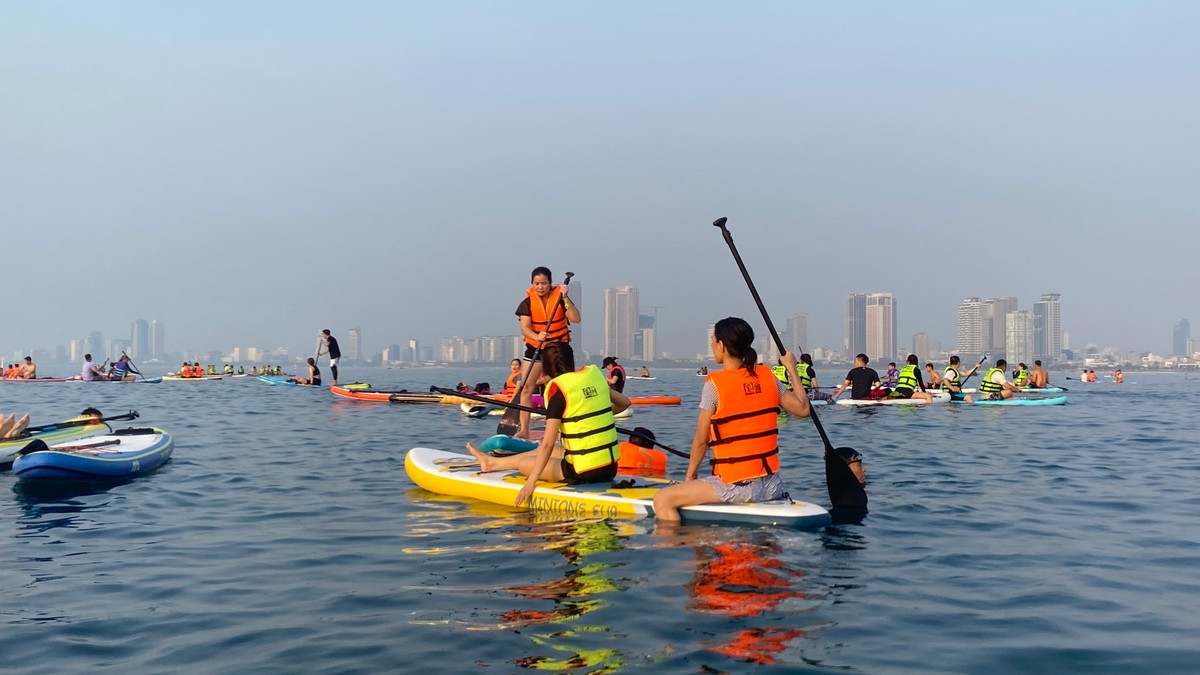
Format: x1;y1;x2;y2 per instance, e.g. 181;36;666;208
3;367;1199;673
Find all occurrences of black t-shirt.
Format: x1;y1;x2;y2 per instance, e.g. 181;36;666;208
844;366;881;399
515;298;531;317
326;336;341;359
546;390;567;419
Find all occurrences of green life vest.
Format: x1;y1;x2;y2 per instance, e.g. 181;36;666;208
944;366;961;390
770;365;793;391
979;367;1004;395
547;365;620;474
1014;369;1029;386
895;364;919;394
770;364;813;391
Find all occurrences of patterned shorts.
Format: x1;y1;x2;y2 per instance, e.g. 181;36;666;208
701;472;785;503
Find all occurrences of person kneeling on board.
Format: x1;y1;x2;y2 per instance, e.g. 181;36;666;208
979;359;1021;400
468;342;632;506
887;354;934;403
652;317;813;522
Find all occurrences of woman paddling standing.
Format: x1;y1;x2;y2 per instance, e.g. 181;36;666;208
468;342;631;506
514;267;580;438
652;317;812;522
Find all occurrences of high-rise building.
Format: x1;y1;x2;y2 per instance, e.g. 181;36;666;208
150;320;165;360
407;339;420;363
86;332;104;360
846;293;867;358
703;324;716;360
913;333;932;363
1187;338;1200;358
957;298;985;358
130;319;150;359
603;286;638;358
983;297;1018;357
865;292;896;362
1173;319;1190;357
346;328;362;362
787;314;810;352
1033;293;1062;363
1006;310;1035;366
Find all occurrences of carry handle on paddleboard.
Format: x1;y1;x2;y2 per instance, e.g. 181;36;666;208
713;216;866;512
496;272;574;436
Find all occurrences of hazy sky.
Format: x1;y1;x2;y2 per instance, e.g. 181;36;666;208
3;2;1197;359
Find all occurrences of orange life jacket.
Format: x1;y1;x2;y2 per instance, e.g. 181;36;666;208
707;364;781;483
523;285;570;348
1087;372;1097;382
504;369;522;393
189;365;201;377
616;440;667;474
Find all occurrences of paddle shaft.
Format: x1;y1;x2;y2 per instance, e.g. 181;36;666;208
953;356;989;390
498;272;574;433
22;410;139;435
121;351;147;380
713;217;837;453
436;386;688;458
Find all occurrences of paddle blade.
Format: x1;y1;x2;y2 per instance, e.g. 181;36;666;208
825;447;868;513
496;409;520;436
17;439;49;456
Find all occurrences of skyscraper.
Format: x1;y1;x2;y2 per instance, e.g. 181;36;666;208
846;293;867;358
346;328;362;362
1033;293;1062;363
983;296;1018;357
131;319;150;359
87;331;104;360
787;314;810;352
957;297;985;358
1006;310;1034;366
1173;319;1190;357
150;320;165;360
913;333;932;363
865;292;896;362
603;286;638;358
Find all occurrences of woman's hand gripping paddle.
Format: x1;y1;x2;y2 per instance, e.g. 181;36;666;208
713;217;867;513
496;272;574;436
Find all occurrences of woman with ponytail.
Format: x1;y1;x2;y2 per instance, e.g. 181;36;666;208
653;317;813;522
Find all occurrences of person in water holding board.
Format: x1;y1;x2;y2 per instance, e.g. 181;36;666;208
887;354;935;403
514;267;580;439
651;317;812;522
828;354;885;401
467;342;631;506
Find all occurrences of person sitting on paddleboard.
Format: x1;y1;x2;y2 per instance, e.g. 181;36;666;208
639;365;651;377
290;358;321;386
603;356;626;393
943;355;979;403
1013;363;1030;386
237;366;245;375
1115;369;1124;383
980;358;1021;400
883;362;899;389
81;354;107;382
829;354;885;401
1087;370;1098;382
513;267;581;439
19;356;37;380
772;352;829;402
502;358;523;394
924;363;943;389
651;317;813;522
1030;360;1049;388
467;342;632;506
887;354;935;403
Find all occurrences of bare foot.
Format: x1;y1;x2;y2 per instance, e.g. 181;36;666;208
465;442;496;472
10;414;29;438
0;414;14;439
965;394;974;404
513;427;529;440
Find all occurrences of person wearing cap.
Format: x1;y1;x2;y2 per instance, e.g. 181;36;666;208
603;356;626;393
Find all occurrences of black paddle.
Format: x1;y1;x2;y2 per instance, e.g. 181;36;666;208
713;217;866;513
435;386;690;459
21;410;139;436
17;438;122;457
120;351;150;382
951;356;988;392
497;272;574;436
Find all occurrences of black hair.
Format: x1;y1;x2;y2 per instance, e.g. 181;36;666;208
713;317;758;376
531;266;552;283
540;341;575;378
949;355;961;365
996;359;1008;368
906;354;918;366
856;353;869;364
800;353;813;366
1034;360;1042;366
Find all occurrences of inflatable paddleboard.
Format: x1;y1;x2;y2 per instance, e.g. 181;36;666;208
965;395;1068;406
12;428;173;481
404;447;831;528
835;391;949;406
